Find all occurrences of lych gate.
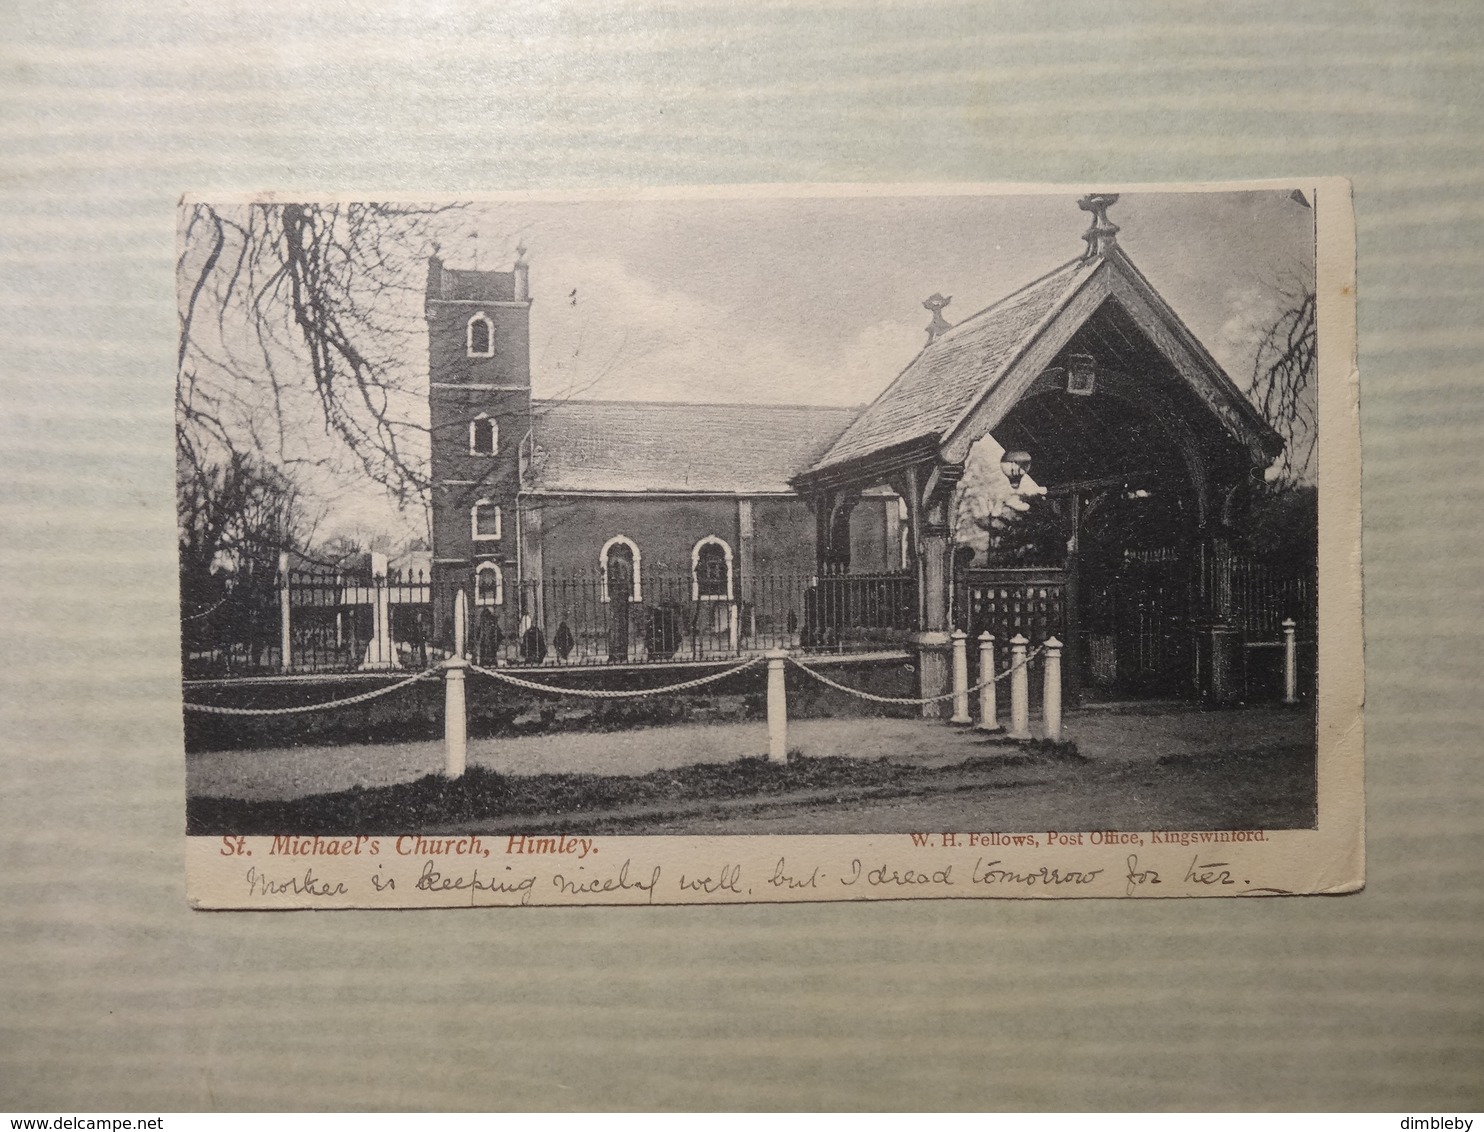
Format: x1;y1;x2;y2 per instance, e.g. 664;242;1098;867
791;195;1285;712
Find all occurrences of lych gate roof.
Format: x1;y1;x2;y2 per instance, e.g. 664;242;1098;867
807;255;1100;474
527;399;861;495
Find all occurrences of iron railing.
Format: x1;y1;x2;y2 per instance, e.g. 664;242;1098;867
181;568;919;678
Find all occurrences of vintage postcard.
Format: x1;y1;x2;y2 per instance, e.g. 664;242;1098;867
181;180;1361;907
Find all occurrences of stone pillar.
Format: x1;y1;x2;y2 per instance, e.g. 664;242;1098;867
361;551;399;670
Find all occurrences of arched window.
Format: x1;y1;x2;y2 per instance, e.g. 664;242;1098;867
475;562;503;606
599;536;642;603
469;413;498;455
692;536;733;600
467;312;494;357
471;499;502;541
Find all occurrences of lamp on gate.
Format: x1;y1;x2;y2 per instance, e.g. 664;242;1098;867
1000;449;1032;489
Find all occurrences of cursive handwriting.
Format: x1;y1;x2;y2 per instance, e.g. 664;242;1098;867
245;865;347;898
1124;854;1162;896
768;857;821;890
1183;856;1238;888
679;864;744;896
840;859;954;888
415;859;538;904
971;858;1103;887
553;858;662;903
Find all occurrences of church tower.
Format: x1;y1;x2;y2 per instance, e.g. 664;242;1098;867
426;248;532;646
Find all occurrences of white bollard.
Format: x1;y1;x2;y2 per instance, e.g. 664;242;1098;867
444;656;468;779
445;588;470;779
950;629;971;724
1008;633;1031;740
766;649;789;764
1043;636;1063;742
977;632;1000;732
1282;618;1298;705
278;551;292;672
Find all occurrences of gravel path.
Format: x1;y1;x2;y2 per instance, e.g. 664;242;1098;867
187;705;1312;805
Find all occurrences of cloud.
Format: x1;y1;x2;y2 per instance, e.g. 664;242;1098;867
528;251;920;407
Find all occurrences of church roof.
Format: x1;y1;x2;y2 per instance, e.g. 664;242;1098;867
806;255;1100;475
526;399;862;495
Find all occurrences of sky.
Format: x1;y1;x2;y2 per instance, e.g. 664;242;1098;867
282;186;1318;542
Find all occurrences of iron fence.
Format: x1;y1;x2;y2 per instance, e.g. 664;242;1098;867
181;567;920;678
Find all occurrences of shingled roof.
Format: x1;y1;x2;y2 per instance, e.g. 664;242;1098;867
806;255;1100;476
526;399;861;494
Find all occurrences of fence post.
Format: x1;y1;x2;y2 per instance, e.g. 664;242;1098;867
977;632;1000;732
1043;636;1063;742
766;648;788;764
1008;633;1031;740
278;552;292;672
1282;618;1298;705
950;629;971;724
445;590;469;779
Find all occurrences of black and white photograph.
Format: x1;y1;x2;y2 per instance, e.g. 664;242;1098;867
178;184;1347;905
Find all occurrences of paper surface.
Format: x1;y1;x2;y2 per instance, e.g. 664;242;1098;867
180;181;1361;910
3;1;1480;1112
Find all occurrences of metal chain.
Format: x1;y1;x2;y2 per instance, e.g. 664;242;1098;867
181;666;445;716
180;596;229;621
467;656;763;699
788;646;1046;706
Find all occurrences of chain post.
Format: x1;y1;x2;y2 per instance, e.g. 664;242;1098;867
949;629;971;724
766;648;789;764
1282;618;1298;704
1043;636;1063;742
977;632;1000;732
1008;633;1031;740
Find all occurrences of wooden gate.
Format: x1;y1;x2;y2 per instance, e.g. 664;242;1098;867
961;568;1067;692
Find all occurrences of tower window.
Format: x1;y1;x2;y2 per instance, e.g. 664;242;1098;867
475;562;504;606
467;313;494;357
469;414;498;455
471;499;502;541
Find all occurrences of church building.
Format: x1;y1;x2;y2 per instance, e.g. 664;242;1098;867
424;253;902;654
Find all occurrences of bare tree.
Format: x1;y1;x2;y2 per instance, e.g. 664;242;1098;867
177;446;320;669
1247;287;1317;486
177;201;466;510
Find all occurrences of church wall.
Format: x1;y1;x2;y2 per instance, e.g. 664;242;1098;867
530;495;748;581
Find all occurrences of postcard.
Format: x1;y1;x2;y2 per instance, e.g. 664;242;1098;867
181;180;1361;907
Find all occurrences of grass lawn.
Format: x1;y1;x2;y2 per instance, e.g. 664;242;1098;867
188;705;1316;835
